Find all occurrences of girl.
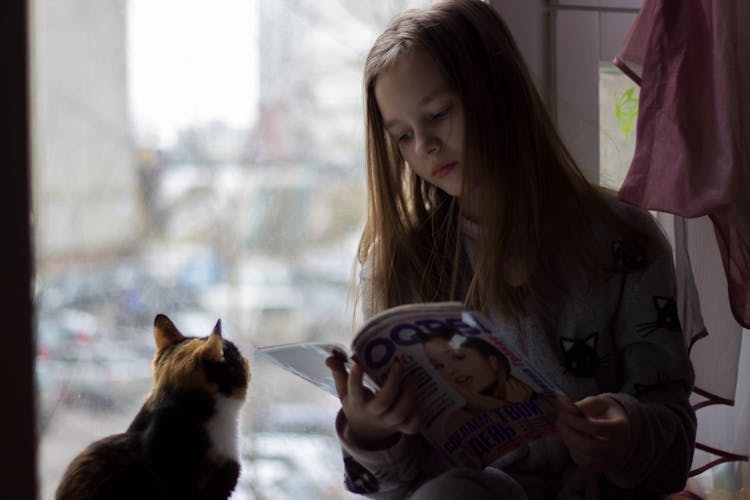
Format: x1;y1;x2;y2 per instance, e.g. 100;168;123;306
326;0;696;498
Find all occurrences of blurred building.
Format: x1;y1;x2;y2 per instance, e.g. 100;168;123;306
31;0;144;267
256;0;410;168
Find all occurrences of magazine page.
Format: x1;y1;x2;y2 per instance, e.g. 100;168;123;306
351;302;561;469
256;342;351;397
256;341;381;397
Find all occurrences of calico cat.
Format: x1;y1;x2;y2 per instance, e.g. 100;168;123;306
56;314;251;500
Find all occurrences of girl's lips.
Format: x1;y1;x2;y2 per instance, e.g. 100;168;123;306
432;161;457;179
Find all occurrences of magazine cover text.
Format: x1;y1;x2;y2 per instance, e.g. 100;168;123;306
352;303;559;468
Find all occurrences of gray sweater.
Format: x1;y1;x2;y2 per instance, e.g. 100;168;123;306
336;199;696;499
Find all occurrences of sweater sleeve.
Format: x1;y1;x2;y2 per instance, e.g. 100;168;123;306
336;410;443;498
336;258;447;497
603;218;696;493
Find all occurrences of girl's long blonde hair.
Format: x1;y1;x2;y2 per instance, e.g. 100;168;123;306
358;0;651;322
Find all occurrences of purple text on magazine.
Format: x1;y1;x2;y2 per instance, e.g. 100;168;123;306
442;398;555;460
360;312;494;369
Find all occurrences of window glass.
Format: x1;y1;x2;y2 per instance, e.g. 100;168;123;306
32;1;431;498
599;61;639;190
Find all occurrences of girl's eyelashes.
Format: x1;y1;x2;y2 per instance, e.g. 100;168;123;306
397;131;414;143
389;106;451;144
432;106;451;121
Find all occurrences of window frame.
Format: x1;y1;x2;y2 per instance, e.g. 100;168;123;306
1;0;37;498
5;2;645;498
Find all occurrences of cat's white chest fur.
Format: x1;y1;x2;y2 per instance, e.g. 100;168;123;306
206;395;244;461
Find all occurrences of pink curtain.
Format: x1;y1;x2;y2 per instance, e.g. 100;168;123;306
614;0;750;475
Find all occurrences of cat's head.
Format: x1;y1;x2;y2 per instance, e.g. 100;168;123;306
149;314;251;402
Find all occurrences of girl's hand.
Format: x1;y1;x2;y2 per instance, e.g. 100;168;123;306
326;355;421;448
556;395;633;473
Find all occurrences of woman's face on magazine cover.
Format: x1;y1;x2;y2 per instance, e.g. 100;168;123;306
423;337;503;395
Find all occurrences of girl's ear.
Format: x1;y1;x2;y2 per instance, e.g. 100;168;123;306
153;314;186;351
201;319;224;363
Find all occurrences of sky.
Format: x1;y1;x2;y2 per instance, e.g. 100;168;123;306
127;0;260;146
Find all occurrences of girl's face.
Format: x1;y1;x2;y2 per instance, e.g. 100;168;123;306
374;49;465;197
424;337;502;395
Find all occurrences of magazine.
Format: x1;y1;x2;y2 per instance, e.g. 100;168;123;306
257;301;561;469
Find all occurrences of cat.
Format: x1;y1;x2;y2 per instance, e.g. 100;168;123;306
56;314;251;500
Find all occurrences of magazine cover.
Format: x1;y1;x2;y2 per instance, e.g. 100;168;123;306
257;301;561;469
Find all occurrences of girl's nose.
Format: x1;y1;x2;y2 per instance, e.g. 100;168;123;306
416;132;441;156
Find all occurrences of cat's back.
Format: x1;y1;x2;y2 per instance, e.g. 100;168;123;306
55;433;164;500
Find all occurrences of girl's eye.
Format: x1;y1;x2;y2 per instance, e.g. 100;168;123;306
432;107;450;120
397;131;413;143
452;353;465;361
431;361;444;370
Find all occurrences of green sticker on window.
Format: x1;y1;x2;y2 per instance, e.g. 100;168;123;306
615;87;639;139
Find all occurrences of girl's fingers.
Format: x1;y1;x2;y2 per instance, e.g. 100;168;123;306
398;408;422;435
332;361;420;436
577;397;629;440
367;363;402;415
561;399;628;440
557;396;633;473
554;394;583;417
559;411;599;437
326;356;349;400
347;362;369;404
559;419;629;472
560;424;607;458
381;377;417;428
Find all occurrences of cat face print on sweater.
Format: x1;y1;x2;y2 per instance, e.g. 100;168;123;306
636;296;682;337
559;332;613;378
609;240;648;275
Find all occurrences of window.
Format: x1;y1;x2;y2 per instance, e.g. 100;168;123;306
549;2;642;186
599;61;638;190
32;1;431;498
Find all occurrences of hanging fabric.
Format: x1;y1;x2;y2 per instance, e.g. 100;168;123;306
614;0;750;475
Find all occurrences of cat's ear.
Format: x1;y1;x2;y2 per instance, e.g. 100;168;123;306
201;319;224;363
153;314;186;351
653;296;672;308
560;337;575;351
583;332;598;349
